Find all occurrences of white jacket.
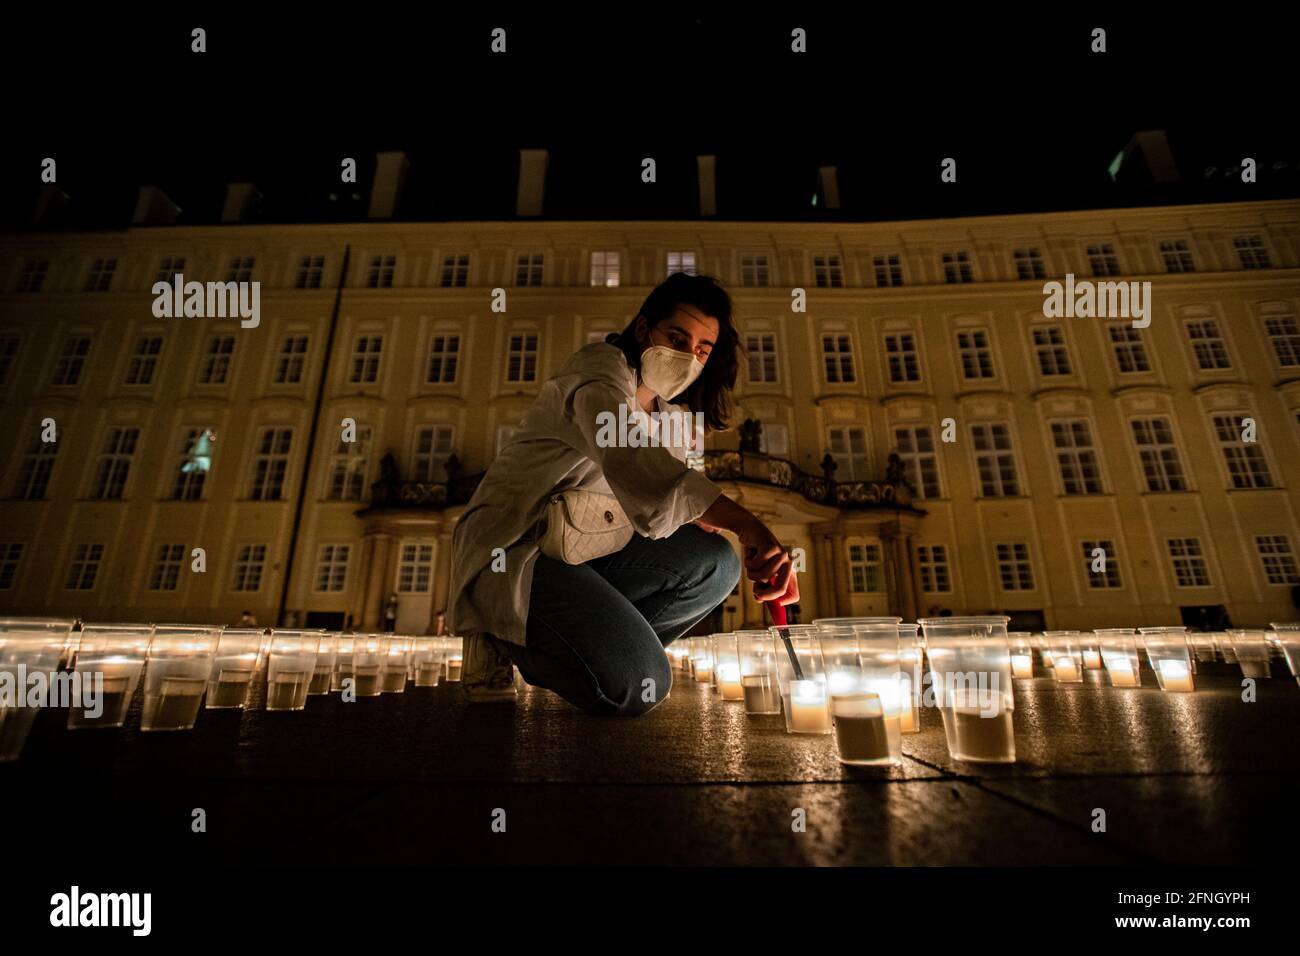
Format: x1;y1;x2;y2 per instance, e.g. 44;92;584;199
448;341;722;646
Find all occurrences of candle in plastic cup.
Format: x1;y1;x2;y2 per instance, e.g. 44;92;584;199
1226;630;1272;679
0;619;75;761
1271;623;1300;688
919;616;1015;763
830;692;900;765
1008;633;1035;678
1095;629;1142;688
1044;631;1084;683
1082;649;1102;669
383;636;413;693
332;635;357;692
412;637;443;687
443;637;464;681
736;630;780;714
713;633;743;700
897;624;922;733
951;689;1016;764
352;636;388;697
265;630;321;711
1010;654;1033;679
1141;627;1195;692
787;679;833;734
207;628;263;709
141;626;219;731
68;625;153;728
309;633;339;695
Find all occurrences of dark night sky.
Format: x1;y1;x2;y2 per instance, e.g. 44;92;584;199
1;9;1295;229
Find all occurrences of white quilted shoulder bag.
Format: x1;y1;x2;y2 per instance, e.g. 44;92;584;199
537;489;633;564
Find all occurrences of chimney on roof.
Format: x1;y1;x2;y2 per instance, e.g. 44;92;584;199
33;184;70;226
132;186;181;225
516;148;548;217
1110;130;1182;184
222;182;262;223
368;151;409;220
818;165;841;209
697;155;717;217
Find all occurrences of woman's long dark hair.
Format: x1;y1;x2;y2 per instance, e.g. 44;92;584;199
610;272;739;432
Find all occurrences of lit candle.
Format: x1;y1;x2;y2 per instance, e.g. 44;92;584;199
693;657;714;682
1052;655;1080;681
1082;650;1102;669
445;657;463;681
741;673;780;714
1107;657;1139;687
788;679;832;733
717;662;743;700
69;656;143;729
141;675;207;731
896;674;917;733
830;693;899;765
208;653;257;708
1010;654;1034;679
1157;659;1194;692
826;669;859;697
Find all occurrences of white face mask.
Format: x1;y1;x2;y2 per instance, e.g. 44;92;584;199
639;345;705;400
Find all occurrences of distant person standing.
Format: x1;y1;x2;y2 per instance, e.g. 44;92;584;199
434;610;448;636
237;610;257;627
384;594;398;632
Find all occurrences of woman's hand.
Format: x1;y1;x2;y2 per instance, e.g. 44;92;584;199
737;520;800;606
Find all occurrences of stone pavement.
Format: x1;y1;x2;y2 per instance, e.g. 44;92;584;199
2;660;1296;865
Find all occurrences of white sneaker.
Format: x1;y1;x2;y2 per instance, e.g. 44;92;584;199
463;633;518;703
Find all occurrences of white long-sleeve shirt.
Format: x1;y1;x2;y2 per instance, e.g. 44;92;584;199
447;341;723;646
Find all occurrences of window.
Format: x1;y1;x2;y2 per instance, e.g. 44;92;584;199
1082;540;1122;588
1185;318;1231;370
741;254;769;287
1108;323;1150;373
1013;248;1046;280
873;254;903;287
942;251;973;284
155;256;186;284
884;333;920;383
125;336;163;385
0;542;23;589
813;255;843;288
274;335;309;384
51;336;92;386
1130;418;1188;492
227;257;255;282
848;542;884;593
1032;326;1072;376
759;423;789;457
666;252;696;276
590;251;620;287
65;543;104;590
295;255;325;289
412;425;455;482
1159;239;1195;273
506;332;539;383
366;255;396;288
515;253;544;286
1255;535;1300;585
894;426;941;498
397;543;434;593
821;334;856;383
1213;414;1274;488
249;427;293;500
996;542;1034;591
828;426;870;481
232;544;267;592
84;258;117;291
971;423;1019;496
198;335;235;384
0;335;20;387
440;254;469;287
348;335;383;384
1263;313;1300;367
957;329;995;379
1087;243;1121;276
917;544;952;593
148;543;185;591
16;259;49;292
314;545;350;592
91;427;139;500
172;428;215;500
16;436;57;499
327;426;371;501
1233;235;1272;269
1167;538;1211;587
1051;420;1103;494
745;333;778;384
426;333;460;384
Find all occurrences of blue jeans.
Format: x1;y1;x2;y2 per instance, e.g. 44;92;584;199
506;524;741;716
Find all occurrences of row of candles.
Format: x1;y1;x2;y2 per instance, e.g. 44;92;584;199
671;619;1300;768
0;619;466;761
